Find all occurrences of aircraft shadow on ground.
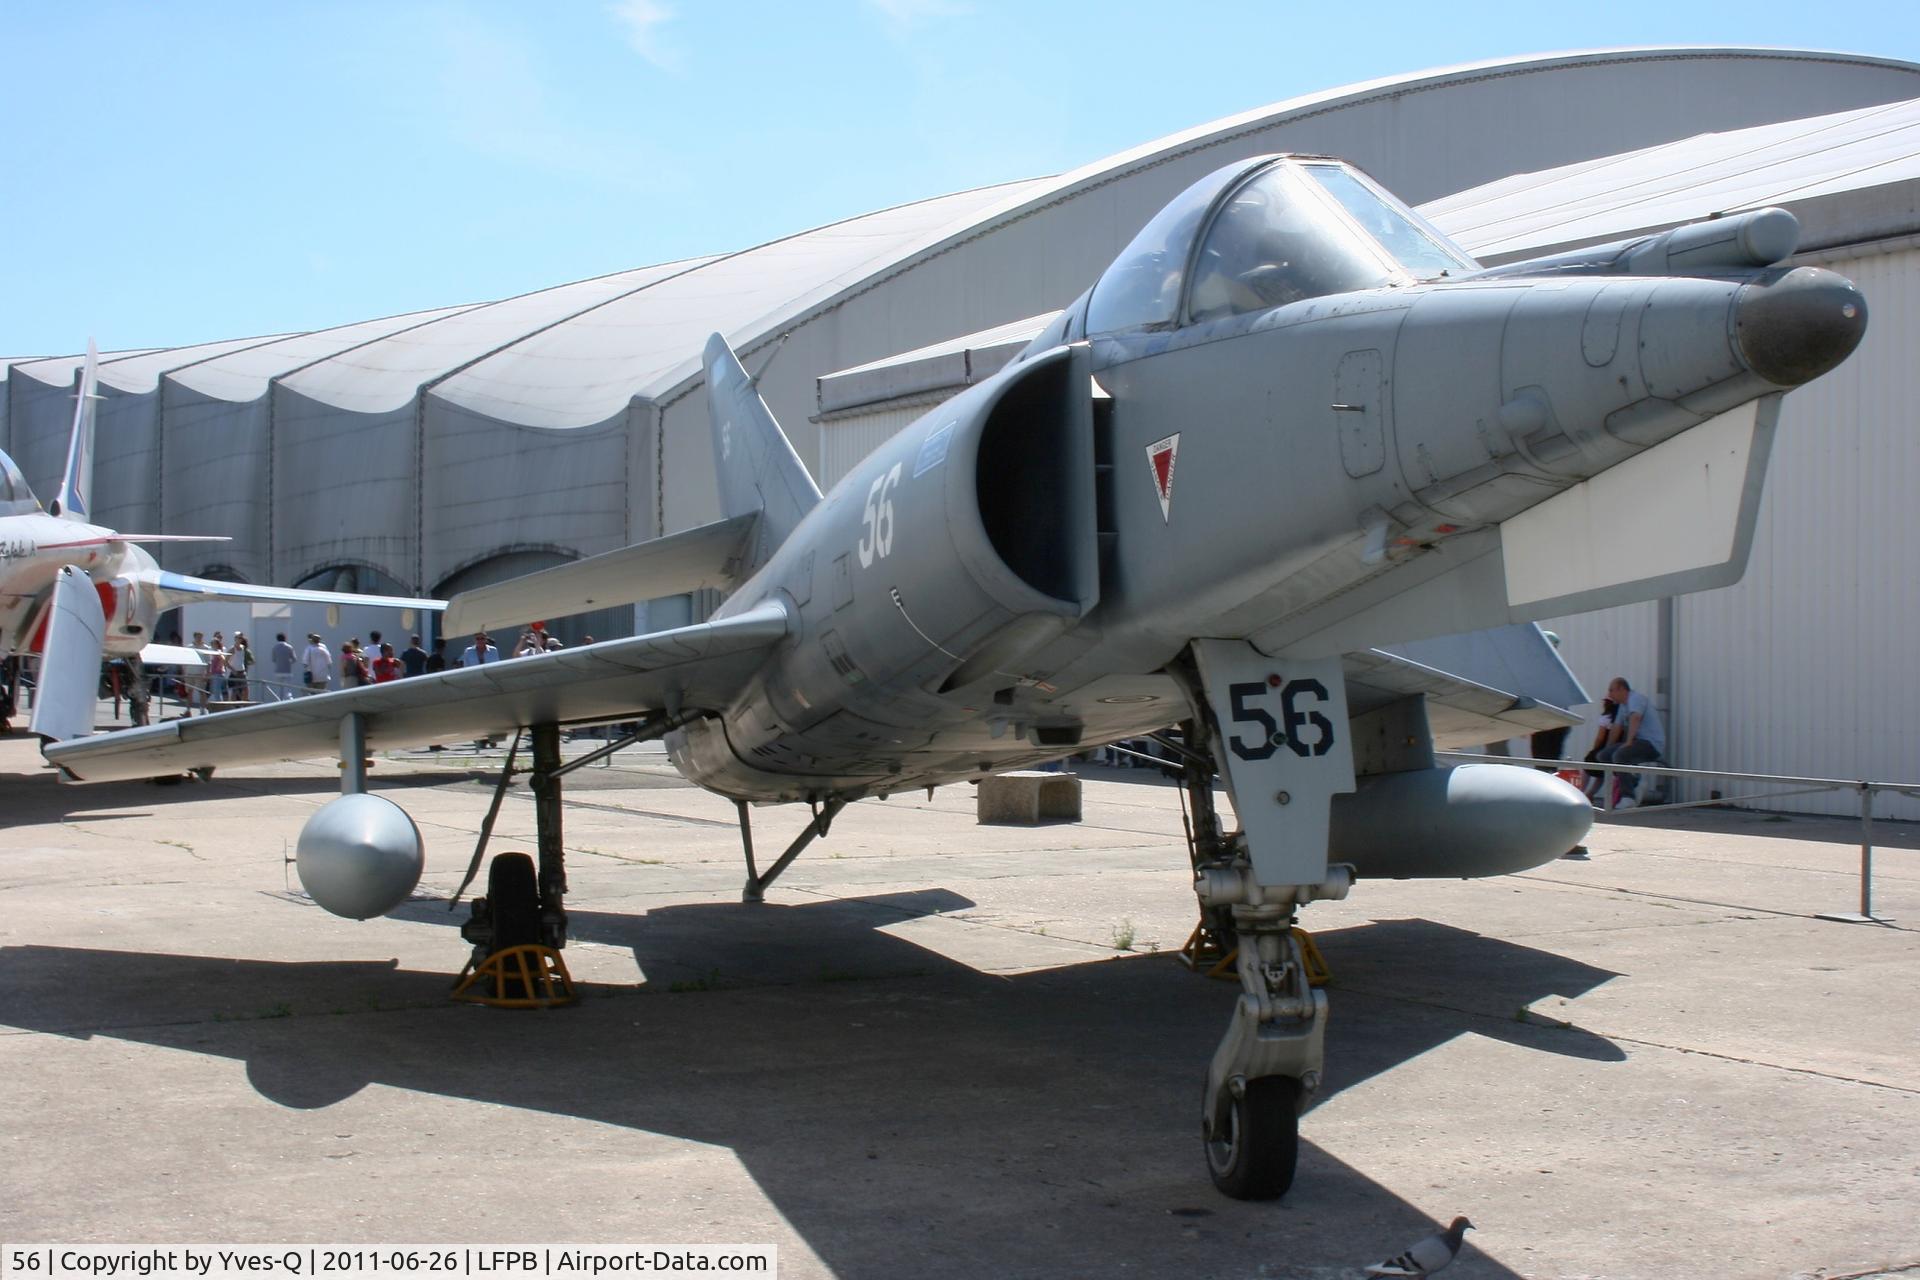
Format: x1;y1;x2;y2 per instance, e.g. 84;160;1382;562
0;898;1622;1278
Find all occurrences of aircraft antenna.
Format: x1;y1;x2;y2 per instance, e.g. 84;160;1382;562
744;332;791;389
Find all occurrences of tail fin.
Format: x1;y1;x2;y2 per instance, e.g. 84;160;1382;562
30;565;107;743
703;333;820;575
51;339;100;522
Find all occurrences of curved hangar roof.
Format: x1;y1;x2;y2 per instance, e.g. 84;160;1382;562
10;46;1916;435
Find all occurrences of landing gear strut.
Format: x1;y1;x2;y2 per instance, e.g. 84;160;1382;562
1175;640;1357;1200
458;723;569;961
452;715;673;965
737;798;846;903
1182;749;1332;1201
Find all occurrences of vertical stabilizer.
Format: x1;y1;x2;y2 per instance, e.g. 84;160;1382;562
51;339;100;522
703;333;820;574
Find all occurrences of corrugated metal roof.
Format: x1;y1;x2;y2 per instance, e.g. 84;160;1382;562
167;304;485;402
92;334;299;392
432;180;1050;427
1424;96;1920;260
279;258;716;415
7;349;166;386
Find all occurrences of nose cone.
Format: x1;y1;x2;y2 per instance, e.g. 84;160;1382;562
1734;267;1867;386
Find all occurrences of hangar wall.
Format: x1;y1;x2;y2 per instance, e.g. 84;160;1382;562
1545;242;1920;818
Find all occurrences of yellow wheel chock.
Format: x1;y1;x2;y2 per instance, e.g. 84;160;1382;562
1179;922;1329;987
451;943;577;1008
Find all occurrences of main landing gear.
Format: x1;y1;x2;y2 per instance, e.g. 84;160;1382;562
450;717;669;1006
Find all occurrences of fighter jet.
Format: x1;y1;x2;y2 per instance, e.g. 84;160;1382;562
40;155;1867;1199
1;342;443;740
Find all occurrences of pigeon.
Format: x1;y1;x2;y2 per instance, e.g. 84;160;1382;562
1363;1216;1473;1277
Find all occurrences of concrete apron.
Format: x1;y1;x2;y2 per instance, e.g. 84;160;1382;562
2;737;1916;1279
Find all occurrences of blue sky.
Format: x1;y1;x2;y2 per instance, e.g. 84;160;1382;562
4;1;1919;355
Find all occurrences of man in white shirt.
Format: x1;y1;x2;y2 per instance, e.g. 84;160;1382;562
458;632;498;668
300;633;333;694
456;632;500;749
1596;676;1666;807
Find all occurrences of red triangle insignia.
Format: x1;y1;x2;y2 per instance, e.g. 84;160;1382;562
1146;433;1180;522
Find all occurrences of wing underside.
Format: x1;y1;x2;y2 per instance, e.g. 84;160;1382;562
1341;646;1582;751
45;602;789;783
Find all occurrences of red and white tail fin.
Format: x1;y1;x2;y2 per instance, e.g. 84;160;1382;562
50;340;101;523
29;565;107;742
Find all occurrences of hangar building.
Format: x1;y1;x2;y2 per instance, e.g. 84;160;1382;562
3;46;1916;813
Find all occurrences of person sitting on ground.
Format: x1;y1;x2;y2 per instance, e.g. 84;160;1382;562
1594;677;1666;808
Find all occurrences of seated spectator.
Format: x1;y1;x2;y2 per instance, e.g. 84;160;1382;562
1594;677;1665;808
1581;698;1621;798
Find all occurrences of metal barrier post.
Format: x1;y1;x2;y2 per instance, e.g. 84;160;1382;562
1862;784;1875;919
1818;783;1886;924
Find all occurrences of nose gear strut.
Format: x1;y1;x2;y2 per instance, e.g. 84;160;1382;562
1174;642;1358;1200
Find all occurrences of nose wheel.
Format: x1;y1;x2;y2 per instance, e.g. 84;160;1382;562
1204;1074;1301;1200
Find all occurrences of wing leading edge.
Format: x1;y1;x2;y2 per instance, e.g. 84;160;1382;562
45;601;790;783
148;570;445;615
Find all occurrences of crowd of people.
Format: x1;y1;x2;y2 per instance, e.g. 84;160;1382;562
136;624;581;712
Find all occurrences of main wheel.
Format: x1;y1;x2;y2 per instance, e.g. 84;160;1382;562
1204;1075;1301;1200
486;852;541;952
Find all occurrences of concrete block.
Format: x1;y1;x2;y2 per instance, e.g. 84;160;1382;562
977;770;1082;825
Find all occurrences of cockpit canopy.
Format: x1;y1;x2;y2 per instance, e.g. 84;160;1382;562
0;449;39;517
1086;155;1476;335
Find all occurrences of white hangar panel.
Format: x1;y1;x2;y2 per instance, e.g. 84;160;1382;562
438;182;1048;432
420;398;634;591
5;349;161;502
168;305;482;403
86;336;293;537
270;387;417;589
1040;48;1920;211
1426;96;1920;261
158;383;270;580
97;334;292;393
0;360;25;455
278;261;707;415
